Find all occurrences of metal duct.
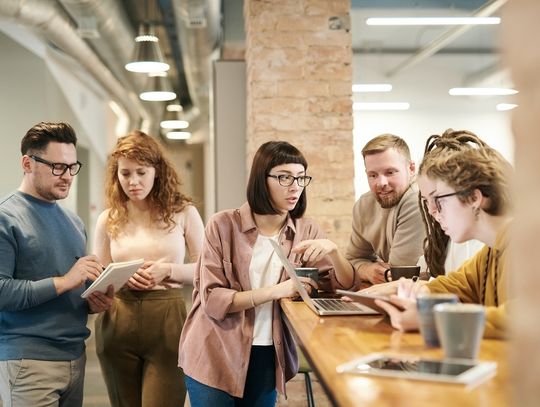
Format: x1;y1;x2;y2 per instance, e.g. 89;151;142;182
171;0;222;139
0;0;150;128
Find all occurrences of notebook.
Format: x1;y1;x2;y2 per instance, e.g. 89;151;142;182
269;239;380;316
81;258;144;298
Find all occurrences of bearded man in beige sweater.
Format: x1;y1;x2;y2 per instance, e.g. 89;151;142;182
346;134;426;284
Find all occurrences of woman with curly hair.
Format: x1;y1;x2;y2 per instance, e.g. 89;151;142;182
417;129;486;277
93;130;204;407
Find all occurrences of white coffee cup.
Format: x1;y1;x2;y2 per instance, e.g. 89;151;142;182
433;303;486;359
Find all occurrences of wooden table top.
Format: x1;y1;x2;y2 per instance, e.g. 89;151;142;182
281;299;509;407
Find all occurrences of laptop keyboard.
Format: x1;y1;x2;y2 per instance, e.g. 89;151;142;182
314;298;361;311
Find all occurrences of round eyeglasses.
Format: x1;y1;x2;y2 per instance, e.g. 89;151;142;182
30;155;83;176
267;174;312;187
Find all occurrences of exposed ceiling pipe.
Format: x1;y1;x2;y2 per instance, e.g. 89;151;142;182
386;0;508;78
0;0;150;129
58;0;163;131
171;0;222;141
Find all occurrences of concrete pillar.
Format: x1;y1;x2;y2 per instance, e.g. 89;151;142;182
244;0;354;248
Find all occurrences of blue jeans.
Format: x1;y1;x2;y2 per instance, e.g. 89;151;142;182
186;346;277;407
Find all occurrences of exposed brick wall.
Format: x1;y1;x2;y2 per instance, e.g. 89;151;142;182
244;0;354;249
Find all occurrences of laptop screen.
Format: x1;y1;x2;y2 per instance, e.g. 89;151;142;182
269;239;313;303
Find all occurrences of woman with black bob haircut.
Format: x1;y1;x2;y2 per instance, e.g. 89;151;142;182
179;141;358;406
247;140;308;218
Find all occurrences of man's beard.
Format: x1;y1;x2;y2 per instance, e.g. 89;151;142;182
35;182;70;201
376;190;406;209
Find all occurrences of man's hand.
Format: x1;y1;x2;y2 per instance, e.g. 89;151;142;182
87;285;114;313
53;255;106;295
359;262;390;285
76;255;104;281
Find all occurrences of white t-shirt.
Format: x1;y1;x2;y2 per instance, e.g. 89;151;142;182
249;234;282;345
418;240;485;277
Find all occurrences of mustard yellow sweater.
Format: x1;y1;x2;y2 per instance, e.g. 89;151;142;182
427;224;509;339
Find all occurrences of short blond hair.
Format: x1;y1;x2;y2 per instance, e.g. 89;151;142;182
361;134;411;160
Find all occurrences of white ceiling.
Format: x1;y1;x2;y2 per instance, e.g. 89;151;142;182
349;2;513;113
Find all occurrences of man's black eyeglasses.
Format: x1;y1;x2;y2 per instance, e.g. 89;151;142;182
29;155;83;176
267;174;312;187
433;189;470;213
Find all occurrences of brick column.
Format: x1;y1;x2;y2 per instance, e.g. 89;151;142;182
244;0;354;249
503;1;540;406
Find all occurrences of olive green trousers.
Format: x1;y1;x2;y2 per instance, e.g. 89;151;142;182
95;289;187;407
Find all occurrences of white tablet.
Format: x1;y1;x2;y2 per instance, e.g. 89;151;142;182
336;353;497;386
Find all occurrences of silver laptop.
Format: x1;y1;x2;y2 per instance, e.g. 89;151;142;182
269;240;379;316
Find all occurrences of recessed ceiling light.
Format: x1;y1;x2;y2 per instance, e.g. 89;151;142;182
496;103;518;111
366;17;500;26
352;84;392;93
353;102;410;111
449;87;518;96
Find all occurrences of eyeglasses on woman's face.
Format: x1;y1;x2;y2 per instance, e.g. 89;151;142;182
267;174;312;187
422;189;471;214
29;155;83;176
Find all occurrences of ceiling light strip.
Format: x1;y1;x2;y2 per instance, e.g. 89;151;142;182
449;87;518;96
366;17;501;26
166;131;192;140
496;103;518;111
352;84;392;93
353;102;410;111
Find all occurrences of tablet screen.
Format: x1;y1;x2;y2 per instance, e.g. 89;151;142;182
337;353;497;385
358;357;473;376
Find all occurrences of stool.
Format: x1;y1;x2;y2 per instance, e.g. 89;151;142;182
298;348;315;407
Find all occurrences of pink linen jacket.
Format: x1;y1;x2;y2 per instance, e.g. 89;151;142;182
178;203;358;397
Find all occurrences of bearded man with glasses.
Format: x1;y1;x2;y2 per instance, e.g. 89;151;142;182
0;122;113;407
345;134;426;285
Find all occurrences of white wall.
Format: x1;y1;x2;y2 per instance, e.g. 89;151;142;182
353;53;515;198
0;26;112;248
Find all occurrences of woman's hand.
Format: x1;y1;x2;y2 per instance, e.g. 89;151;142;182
396;278;430;300
126;261;171;290
375;296;420;332
273;276;317;299
359;280;400;296
292;239;337;263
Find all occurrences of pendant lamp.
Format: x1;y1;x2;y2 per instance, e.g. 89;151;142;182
139;72;176;102
160;102;189;129
125;23;170;73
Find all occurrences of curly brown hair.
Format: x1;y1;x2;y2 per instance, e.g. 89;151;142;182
418;129;490;277
105;130;192;238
